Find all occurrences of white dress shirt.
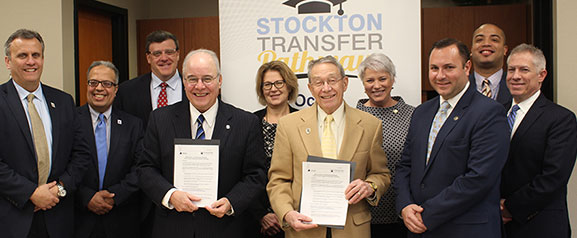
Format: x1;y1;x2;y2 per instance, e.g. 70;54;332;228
150;72;182;110
509;90;540;138
474;69;503;100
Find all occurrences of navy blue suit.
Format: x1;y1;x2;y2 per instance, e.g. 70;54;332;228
138;100;266;238
469;71;511;106
0;80;91;238
395;84;509;237
501;93;577;238
74;105;144;238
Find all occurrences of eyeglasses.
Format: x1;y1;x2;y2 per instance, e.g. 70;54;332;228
147;48;178;58
184;74;219;85
262;80;285;90
310;77;342;88
87;80;117;88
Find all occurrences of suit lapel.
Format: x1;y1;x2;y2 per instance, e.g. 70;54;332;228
298;105;322;157
511;93;546;142
2;80;35;154
43;85;61;159
213;101;232;149
108;109;122;170
141;74;153;113
339;105;363;161
79;105;99;173
172;101;192;139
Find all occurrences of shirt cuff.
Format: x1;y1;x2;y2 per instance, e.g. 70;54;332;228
226;201;235;216
162;188;177;209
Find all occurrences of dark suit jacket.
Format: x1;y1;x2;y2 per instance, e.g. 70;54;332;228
501;93;577;238
395;84;510;238
0;80;91;238
469;71;511;106
138;100;266;238
114;72;186;127
74;105;144;238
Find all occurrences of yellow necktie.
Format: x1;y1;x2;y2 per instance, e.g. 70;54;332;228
321;115;337;159
27;94;50;185
481;79;492;98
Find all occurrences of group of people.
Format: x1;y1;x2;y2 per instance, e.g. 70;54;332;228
0;22;575;238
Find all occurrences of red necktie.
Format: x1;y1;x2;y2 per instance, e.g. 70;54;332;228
157;82;168;108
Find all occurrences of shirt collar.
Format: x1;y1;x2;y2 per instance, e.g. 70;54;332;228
317;102;345;127
511;90;540;114
151;71;181;90
439;81;470;109
474;68;503;87
189;99;219;129
13;80;45;103
88;105;112;124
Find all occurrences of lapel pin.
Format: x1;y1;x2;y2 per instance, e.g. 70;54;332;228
117;119;122;125
393;109;399;114
226;124;230;130
305;128;311;134
453;116;459;121
50;102;56;108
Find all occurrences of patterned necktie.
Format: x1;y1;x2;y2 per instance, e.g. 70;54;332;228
481;79;492;98
196;114;206;139
321;115;337;159
27;94;50;185
157;82;168;108
95;113;108;190
508;104;520;132
427;101;451;164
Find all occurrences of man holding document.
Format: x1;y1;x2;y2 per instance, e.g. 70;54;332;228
138;49;266;237
267;56;391;238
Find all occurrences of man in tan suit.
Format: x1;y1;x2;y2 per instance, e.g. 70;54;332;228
267;56;390;238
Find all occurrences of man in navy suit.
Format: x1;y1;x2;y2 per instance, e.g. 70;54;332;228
75;61;143;238
469;23;511;105
500;44;577;238
395;38;509;237
114;30;186;126
0;29;91;238
138;49;266;238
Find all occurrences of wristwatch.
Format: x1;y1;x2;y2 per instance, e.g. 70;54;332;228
56;183;67;198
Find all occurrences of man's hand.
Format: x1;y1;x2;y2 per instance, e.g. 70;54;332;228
260;212;282;236
500;199;513;224
87;190;115;215
284;210;318;232
401;204;427;234
30;181;59;211
169;190;200;213
344;179;374;204
206;197;231;218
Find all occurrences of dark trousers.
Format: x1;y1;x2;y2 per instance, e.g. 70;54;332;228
370;222;407;238
28;212;49;238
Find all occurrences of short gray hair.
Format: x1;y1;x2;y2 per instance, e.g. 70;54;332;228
182;49;221;75
507;43;546;71
4;29;44;58
358;53;396;80
307;55;345;82
87;61;119;84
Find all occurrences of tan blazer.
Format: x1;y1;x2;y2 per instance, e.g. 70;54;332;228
267;103;391;238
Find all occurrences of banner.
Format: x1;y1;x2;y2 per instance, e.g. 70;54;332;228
219;0;421;111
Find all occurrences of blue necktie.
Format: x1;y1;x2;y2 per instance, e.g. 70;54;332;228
508;104;520;132
427;101;451;164
95;113;107;190
196;114;206;139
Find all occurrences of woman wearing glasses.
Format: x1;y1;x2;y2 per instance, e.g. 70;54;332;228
250;61;299;238
356;53;414;238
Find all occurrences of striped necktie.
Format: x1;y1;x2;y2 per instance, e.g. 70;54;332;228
508;104;520;132
196;114;206;139
321;115;337;159
427;101;451;164
481;79;492;98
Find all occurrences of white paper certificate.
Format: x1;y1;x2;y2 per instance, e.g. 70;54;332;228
300;161;350;227
174;139;219;208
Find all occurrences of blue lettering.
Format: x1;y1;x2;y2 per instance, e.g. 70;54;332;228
296;94;306;107
367;13;382;31
318;16;333;32
307;96;315;106
302;16;316;33
349;14;365;31
285;17;300;34
334;15;347;32
257;18;270;34
270;18;283;34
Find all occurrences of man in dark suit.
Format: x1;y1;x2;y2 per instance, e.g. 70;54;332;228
114;30;186;126
469;23;512;105
395;38;510;237
0;29;91;238
74;61;143;238
500;44;577;238
138;49;266;238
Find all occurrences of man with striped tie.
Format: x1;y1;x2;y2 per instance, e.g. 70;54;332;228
500;44;577;238
138;49;266;238
267;56;390;238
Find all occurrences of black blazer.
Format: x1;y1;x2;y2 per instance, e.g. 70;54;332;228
74;105;143;238
501;93;577;238
468;70;511;106
0;80;91;238
114;72;187;127
138;100;266;238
